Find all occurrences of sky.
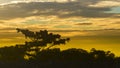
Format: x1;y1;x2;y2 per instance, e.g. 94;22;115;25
0;0;120;56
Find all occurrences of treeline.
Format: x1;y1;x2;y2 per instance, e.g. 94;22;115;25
0;46;120;68
0;46;116;61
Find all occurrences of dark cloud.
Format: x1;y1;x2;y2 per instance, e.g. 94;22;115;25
0;27;16;31
49;28;120;37
113;22;120;24
0;21;5;23
75;23;93;25
94;29;120;36
0;1;118;20
114;16;120;18
49;30;80;32
98;25;107;26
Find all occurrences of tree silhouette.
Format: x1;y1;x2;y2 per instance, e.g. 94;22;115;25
90;48;115;62
16;28;70;59
0;28;119;68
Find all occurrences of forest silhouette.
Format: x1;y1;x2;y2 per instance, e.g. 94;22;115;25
0;28;120;68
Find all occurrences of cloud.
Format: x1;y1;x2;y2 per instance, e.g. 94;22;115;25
98;25;107;26
54;25;72;28
0;0;119;31
0;27;15;30
0;1;119;20
48;29;120;37
0;21;5;23
89;1;120;7
75;23;93;25
113;22;120;24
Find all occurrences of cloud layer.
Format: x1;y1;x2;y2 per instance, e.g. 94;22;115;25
0;0;120;36
0;1;119;20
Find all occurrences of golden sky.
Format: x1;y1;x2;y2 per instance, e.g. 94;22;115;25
0;0;120;56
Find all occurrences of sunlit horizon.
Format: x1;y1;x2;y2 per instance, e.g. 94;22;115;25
0;0;120;56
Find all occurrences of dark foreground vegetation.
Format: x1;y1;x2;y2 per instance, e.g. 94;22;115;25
0;47;120;68
0;28;120;68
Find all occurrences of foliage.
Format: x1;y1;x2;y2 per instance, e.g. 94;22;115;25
15;28;70;58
